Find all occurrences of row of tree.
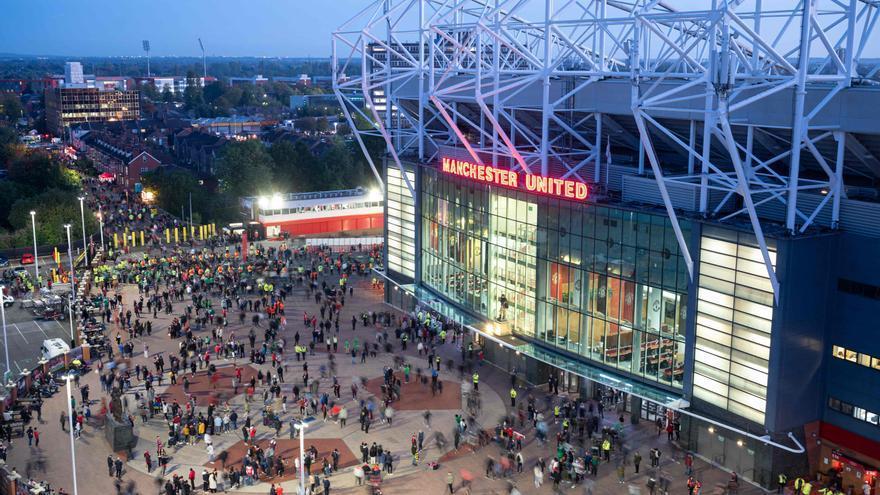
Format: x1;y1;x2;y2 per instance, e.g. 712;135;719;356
0;133;97;249
0;56;336;82
214;137;378;197
139;72;329;118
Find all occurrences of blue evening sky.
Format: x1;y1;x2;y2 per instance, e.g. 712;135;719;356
0;0;370;57
0;0;876;58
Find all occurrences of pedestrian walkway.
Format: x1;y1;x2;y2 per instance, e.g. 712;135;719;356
3;253;768;495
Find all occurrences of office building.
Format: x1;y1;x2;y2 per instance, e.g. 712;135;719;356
135;76;205;95
335;1;880;490
64;61;84;85
45;86;140;136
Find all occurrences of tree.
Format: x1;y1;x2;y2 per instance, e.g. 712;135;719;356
6;153;78;192
141;168;209;219
269;140;322;192
138;81;159;101
0;126;21;167
297;117;317;134
0;180;24;229
313;139;355;190
203;81;225;104
162;86;174;103
0;94;23;122
316;117;330;133
215;140;274;197
184;70;205;110
238;84;256;107
8;188;98;246
335;123;352;136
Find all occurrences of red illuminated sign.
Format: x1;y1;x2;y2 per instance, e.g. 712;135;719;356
441;157;589;201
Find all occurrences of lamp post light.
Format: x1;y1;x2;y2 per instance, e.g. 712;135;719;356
29;211;39;289
97;208;105;252
296;421;309;495
0;285;9;384
77;196;88;266
64;224;76;343
64;373;79;495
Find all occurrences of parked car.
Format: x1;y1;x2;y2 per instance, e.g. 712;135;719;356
1;294;12;308
0;255;8;267
20;253;35;265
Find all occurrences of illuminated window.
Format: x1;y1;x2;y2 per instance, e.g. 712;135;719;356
844;349;858;363
858;353;871;367
694;228;774;425
832;345;846;359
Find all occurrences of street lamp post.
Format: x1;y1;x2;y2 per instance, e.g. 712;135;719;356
29;211;39;289
77;197;88;266
64;224;76;343
296;421;309;495
0;285;9;384
97;207;105;252
64;374;79;495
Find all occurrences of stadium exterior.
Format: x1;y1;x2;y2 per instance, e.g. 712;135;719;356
334;0;880;488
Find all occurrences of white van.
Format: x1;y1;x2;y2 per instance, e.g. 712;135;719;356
40;338;70;361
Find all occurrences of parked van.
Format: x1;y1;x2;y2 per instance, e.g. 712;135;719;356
40;338;70;361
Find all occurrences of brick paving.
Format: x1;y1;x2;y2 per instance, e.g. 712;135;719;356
362;376;462;410
0;242;774;495
160;364;259;407
211;438;358;483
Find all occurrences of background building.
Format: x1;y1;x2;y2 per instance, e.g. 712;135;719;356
334;0;880;489
64;61;84;85
240;188;383;237
45;86;140;136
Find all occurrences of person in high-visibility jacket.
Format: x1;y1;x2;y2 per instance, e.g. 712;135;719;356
794;478;805;494
777;473;788;494
472;372;479;391
509;388;517;407
601;439;611;461
802;481;812;495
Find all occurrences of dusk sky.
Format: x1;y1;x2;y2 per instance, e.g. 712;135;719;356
0;0;370;57
1;0;876;58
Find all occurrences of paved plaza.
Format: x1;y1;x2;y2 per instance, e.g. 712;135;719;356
3;257;767;495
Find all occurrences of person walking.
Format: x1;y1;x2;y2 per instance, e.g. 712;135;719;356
633;451;642;473
106;455;114;477
446;471;455;493
533;464;544;489
777;473;788;494
510;388;517;407
684;452;693;476
114;456;124;479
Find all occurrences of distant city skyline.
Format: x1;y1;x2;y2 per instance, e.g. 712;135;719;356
0;0;368;58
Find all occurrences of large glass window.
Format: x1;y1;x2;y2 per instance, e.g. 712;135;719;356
420;167;689;389
694;227;775;426
387;166;416;278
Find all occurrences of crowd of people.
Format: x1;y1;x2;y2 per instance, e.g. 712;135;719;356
1;172;795;495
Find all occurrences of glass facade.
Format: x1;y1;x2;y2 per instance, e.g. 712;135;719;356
386;165;416;278
421;166;690;388
694;226;775;426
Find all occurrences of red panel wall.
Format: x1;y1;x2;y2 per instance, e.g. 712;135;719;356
269;213;384;237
